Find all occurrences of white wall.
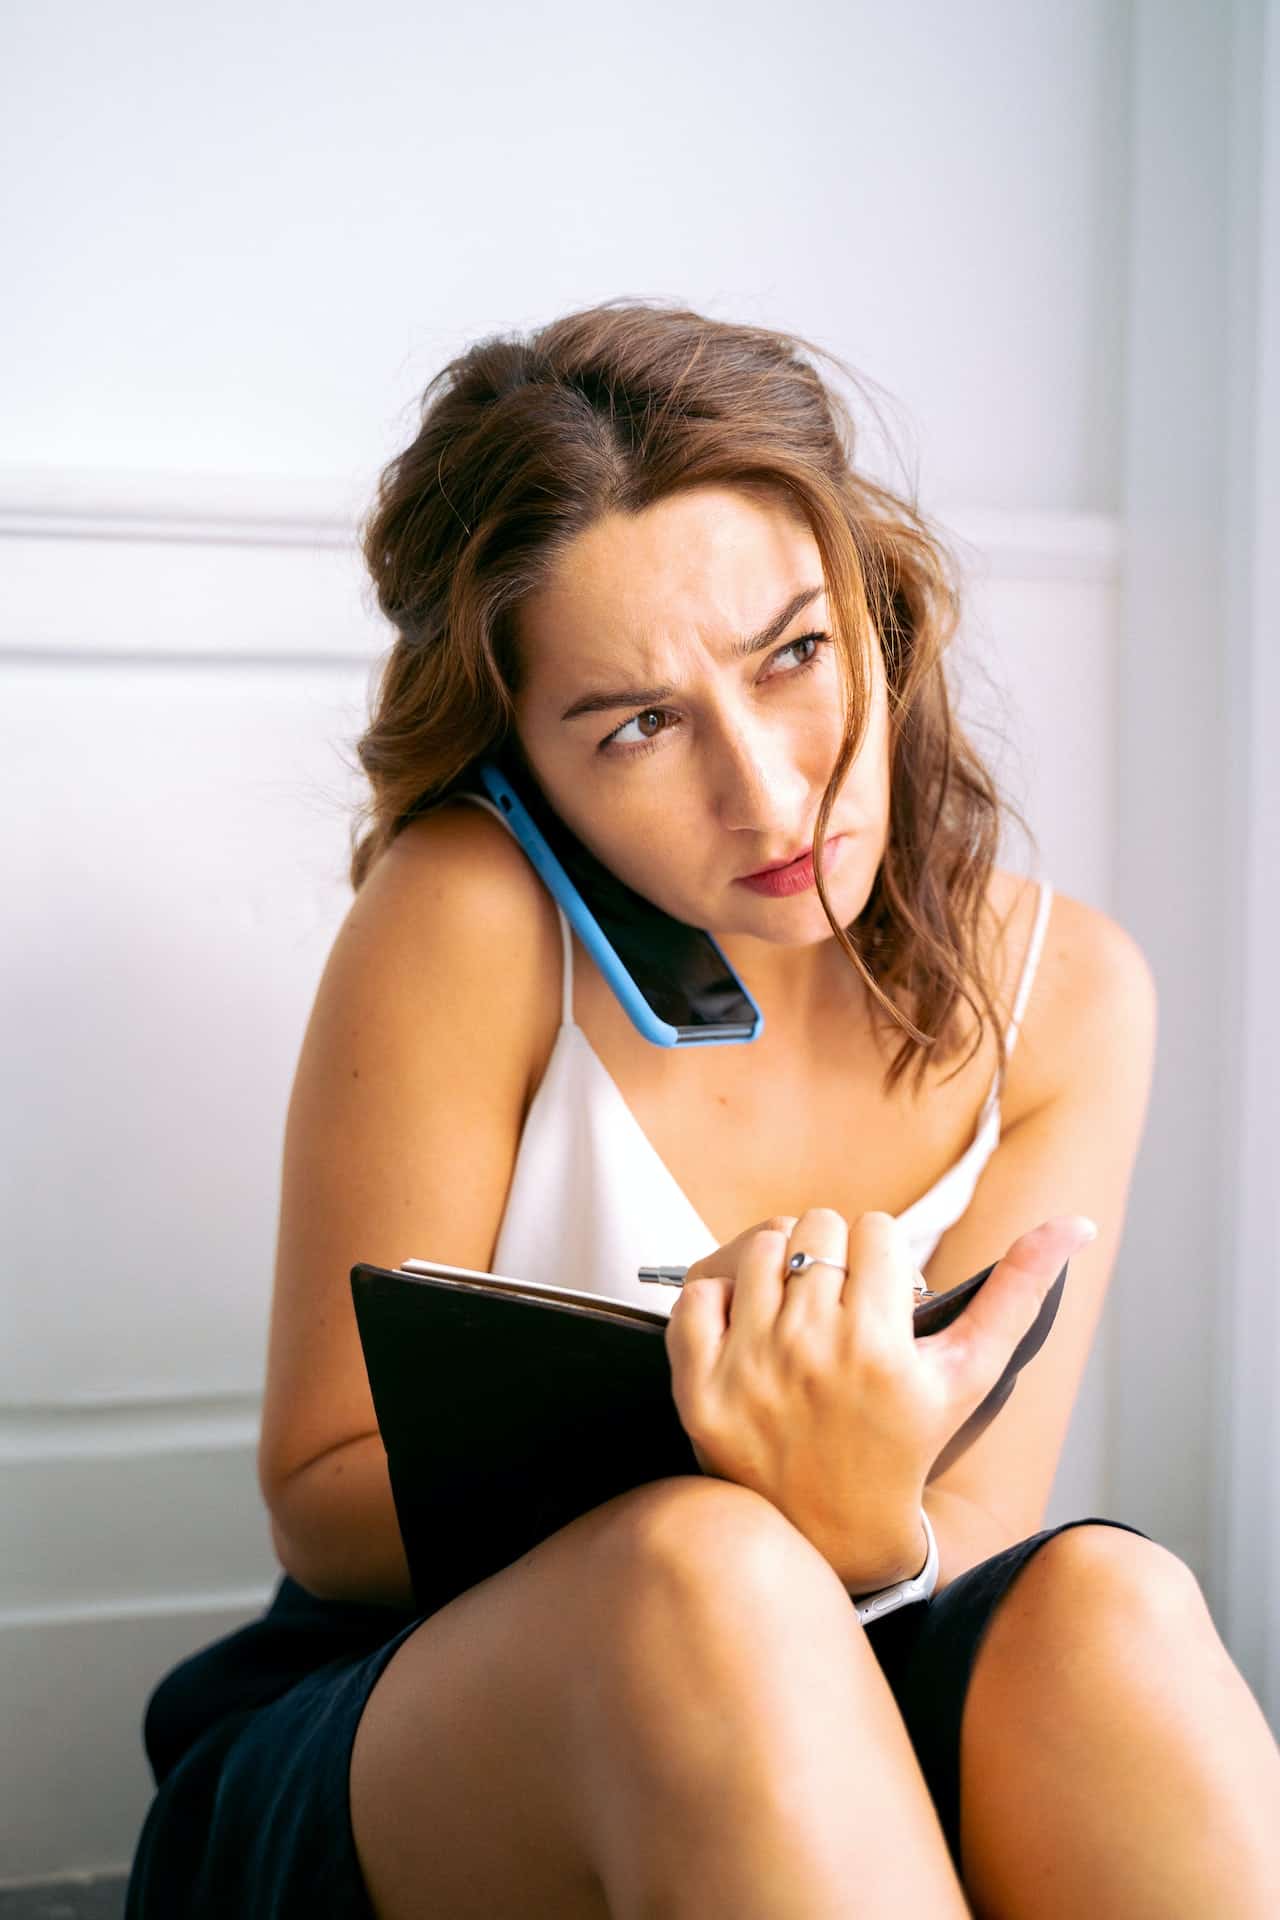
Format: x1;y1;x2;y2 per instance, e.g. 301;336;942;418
0;0;1129;510
6;0;1268;1882
1109;0;1280;1724
1219;0;1280;1724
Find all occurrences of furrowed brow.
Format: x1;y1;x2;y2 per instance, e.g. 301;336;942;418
558;584;826;722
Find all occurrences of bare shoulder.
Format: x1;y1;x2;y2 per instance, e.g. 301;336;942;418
366;798;554;945
985;867;1158;1128
347;799;564;1100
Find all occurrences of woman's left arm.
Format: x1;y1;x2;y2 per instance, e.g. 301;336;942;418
918;895;1158;1592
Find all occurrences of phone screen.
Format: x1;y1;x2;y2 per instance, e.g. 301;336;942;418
461;749;761;1044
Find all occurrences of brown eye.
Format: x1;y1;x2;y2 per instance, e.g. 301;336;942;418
600;635;831;759
600;705;673;754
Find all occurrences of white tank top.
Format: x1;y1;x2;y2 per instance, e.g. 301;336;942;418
458;794;1053;1310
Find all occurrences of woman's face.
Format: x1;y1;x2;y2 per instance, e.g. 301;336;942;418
511;484;892;966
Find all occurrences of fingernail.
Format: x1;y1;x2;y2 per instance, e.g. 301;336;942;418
1063;1214;1098;1243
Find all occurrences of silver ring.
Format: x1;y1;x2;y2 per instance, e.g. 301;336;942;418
784;1250;932;1296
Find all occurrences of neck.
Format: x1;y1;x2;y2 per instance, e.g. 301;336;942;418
714;928;876;1048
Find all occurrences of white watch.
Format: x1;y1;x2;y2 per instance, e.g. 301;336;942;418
851;1509;939;1625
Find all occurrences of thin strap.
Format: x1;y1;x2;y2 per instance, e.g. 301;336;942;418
1005;879;1054;1057
449;791;575;1027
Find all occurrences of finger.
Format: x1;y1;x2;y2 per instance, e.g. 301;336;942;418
775;1206;851;1332
665;1274;730;1404
840;1211;920;1346
680;1214;799;1296
723;1226;794;1344
929;1214;1097;1416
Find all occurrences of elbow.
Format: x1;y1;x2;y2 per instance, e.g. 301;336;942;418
266;1501;334;1601
258;1439;337;1598
257;1431;414;1608
260;1454;322;1596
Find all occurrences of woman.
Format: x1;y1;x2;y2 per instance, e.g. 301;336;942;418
127;301;1280;1917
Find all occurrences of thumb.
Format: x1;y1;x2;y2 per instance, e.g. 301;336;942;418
934;1214;1096;1417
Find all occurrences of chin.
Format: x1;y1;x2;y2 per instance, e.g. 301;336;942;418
742;893;866;944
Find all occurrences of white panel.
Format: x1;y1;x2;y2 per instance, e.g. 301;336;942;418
2;530;379;660
0;1425;273;1615
0;661;369;1399
954;568;1119;912
0;1599;270;1882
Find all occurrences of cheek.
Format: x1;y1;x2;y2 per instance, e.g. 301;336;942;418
539;773;682;897
577;789;719;916
826;719;892;853
509;725;711;913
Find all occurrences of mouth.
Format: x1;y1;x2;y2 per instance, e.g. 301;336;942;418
739;833;844;881
741;846;811;880
734;834;848;896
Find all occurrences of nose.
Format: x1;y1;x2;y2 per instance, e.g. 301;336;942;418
705;710;812;837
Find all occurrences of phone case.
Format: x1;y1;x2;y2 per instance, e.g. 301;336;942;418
350;1255;1068;1616
471;758;763;1047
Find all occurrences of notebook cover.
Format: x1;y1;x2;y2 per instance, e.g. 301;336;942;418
350;1258;1067;1614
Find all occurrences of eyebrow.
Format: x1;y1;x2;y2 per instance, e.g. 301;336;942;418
558;584;827;722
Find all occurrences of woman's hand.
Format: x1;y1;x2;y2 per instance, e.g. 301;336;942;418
665;1206;1096;1592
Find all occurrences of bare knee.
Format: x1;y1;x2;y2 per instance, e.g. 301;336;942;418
555;1475;882;1810
1023;1525;1208;1632
977;1524;1215;1697
563;1479;945;1911
581;1474;858;1639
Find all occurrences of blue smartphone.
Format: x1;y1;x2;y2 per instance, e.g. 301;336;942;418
464;754;763;1048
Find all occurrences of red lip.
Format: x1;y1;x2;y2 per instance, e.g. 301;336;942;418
741;847;811;879
741;836;839;880
734;836;847;898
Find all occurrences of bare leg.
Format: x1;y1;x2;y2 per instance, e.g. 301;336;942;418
350;1475;971;1919
959;1524;1280;1918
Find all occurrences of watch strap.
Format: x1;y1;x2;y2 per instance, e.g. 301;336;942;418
851;1508;939;1626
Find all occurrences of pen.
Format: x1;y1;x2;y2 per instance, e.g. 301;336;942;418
639;1263;937;1299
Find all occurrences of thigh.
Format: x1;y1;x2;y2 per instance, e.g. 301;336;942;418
956;1520;1232;1916
349;1473;916;1920
864;1515;1154;1881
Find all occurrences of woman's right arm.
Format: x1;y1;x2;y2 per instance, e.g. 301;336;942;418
257;802;561;1608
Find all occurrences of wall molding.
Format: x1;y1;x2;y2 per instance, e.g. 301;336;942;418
0;1583;274;1634
0;465;1123;671
0;462;1123;578
1;1397;277;1623
0;1390;261;1461
0;465;367;549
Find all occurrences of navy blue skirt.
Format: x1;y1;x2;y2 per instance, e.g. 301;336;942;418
126;1514;1151;1917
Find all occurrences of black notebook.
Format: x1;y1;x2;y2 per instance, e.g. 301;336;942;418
350;1256;1068;1617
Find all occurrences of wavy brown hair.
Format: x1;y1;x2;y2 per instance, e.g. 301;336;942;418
353;298;1032;1095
